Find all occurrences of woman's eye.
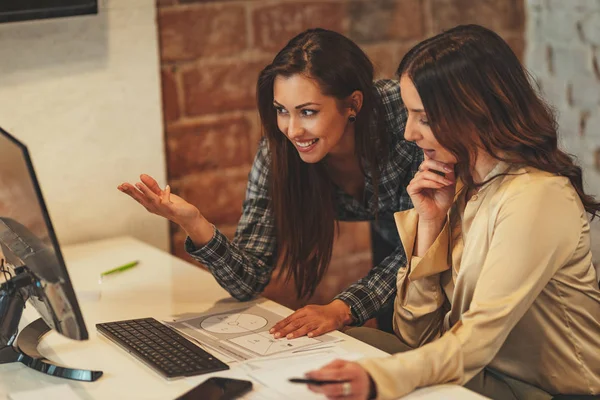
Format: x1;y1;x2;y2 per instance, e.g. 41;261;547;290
419;118;430;126
275;106;288;115
301;109;318;117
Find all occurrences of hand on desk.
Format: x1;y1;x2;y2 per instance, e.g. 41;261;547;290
270;299;352;339
306;359;372;400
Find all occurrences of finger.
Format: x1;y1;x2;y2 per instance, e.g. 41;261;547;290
282;322;316;339
306;323;334;338
135;181;161;204
307;360;347;377
312;381;351;398
414;170;454;186
273;315;309;339
161;184;172;204
307;384;322;394
418;159;453;174
140;174;162;196
118;183;149;205
322;359;348;370
407;179;448;195
270;310;306;336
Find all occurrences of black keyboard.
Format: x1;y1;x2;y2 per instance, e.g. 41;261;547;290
96;317;229;379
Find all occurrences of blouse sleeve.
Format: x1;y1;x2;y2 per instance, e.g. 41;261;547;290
390;208;451;349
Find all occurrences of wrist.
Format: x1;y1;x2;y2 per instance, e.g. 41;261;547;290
415;217;446;257
182;216;214;247
418;217;445;232
330;299;354;326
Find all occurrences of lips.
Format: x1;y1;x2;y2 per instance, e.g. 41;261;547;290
294;138;319;153
423;149;436;159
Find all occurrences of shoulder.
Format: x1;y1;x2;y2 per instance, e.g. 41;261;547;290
373;79;402;111
253;137;271;167
504;167;575;198
248;137;271;186
373;79;400;98
493;166;583;217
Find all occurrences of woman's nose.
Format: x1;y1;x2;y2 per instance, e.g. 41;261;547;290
286;117;304;139
404;120;420;142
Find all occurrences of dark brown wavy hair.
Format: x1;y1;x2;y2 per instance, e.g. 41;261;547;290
257;28;387;299
397;24;600;217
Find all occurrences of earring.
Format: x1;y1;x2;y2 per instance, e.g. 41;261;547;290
348;115;356;123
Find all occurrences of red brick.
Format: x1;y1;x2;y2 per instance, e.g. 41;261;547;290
349;0;424;43
246;112;264;159
181;61;266;116
505;36;525;61
363;44;396;79
157;0;177;7
173;167;250;225
158;5;247;62
166;115;255;179
252;2;346;52
363;42;418;79
161;66;180;123
430;0;525;34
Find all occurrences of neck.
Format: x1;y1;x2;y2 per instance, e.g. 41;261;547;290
326;124;358;174
472;151;499;184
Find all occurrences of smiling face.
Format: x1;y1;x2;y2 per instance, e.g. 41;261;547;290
400;74;457;164
273;74;355;163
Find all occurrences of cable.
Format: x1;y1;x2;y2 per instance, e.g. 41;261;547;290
0;258;12;290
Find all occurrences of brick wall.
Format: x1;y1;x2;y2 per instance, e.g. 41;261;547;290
526;0;600;262
156;0;525;311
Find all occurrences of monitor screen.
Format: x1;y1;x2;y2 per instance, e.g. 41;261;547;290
0;127;87;340
0;0;97;24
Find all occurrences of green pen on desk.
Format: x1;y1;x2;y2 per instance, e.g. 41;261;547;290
100;260;140;277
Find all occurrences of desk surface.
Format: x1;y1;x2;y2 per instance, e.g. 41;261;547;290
0;236;485;400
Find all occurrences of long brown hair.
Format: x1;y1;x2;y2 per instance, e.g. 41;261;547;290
397;24;600;217
256;28;387;299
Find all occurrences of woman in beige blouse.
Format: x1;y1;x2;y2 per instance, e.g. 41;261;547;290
304;24;600;400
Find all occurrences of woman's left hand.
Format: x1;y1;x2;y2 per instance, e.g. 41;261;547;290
306;359;373;400
270;300;352;339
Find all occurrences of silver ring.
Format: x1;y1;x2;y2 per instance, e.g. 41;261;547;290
342;381;352;396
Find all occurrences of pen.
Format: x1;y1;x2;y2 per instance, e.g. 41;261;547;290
100;260;139;277
288;378;349;386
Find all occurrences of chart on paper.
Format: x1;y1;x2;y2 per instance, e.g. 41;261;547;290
166;304;343;362
201;314;268;334
229;331;319;356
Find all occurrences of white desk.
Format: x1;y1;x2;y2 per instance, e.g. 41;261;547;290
0;236;485;399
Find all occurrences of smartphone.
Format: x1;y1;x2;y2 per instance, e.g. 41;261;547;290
175;377;253;400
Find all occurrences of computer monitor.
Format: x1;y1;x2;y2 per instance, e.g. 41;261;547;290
0;126;102;381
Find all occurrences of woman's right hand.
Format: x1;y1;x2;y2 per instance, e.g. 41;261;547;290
118;174;202;230
407;157;456;222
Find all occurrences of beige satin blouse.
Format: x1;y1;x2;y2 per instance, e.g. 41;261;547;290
358;162;600;399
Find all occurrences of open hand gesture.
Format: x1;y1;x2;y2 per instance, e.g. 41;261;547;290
118;174;201;229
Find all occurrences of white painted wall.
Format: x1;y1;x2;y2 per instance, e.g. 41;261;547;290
526;0;600;260
0;0;169;251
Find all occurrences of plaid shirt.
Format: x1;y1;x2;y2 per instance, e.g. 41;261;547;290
185;80;422;325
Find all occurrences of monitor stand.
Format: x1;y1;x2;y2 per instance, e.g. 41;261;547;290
0;271;103;381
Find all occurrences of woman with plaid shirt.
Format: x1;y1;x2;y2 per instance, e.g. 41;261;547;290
118;29;422;339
